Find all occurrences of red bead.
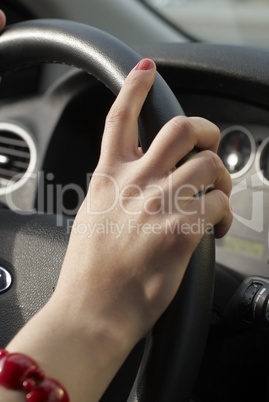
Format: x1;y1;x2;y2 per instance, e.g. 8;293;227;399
0;349;8;359
26;377;69;402
0;350;43;390
23;378;38;392
0;350;69;402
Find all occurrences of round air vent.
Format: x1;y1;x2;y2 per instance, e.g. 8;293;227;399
0;122;36;195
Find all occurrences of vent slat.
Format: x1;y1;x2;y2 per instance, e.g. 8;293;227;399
0;167;22;178
0;137;27;148
0;126;32;189
0;146;30;159
12;160;29;169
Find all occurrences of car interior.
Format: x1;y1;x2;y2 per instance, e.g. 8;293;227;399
0;0;268;401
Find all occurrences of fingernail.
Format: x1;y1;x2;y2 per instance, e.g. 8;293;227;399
134;59;154;71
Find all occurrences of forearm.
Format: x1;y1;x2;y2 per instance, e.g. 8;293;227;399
3;292;133;402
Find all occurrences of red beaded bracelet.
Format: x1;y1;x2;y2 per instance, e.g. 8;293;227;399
0;349;69;401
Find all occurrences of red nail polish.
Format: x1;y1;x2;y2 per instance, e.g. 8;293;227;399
134;59;153;71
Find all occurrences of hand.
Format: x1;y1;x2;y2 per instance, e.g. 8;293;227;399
0;9;231;340
56;58;232;343
6;58;232;402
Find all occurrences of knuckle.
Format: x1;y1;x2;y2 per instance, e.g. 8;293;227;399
125;73;151;92
202;150;232;195
170;116;194;135
213;189;231;214
213;123;221;139
211;124;221;147
105;105;132;127
89;172;113;193
224;167;232;194
203;150;224;172
144;196;162;216
200;117;220;138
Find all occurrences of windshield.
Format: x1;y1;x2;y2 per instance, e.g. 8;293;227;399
141;0;269;48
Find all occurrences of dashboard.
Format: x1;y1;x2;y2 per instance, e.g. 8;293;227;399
216;122;269;279
172;94;269;279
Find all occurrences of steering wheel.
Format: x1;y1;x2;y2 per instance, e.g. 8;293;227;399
0;20;215;402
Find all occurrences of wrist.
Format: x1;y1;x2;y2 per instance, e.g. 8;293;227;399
49;285;139;358
54;253;147;352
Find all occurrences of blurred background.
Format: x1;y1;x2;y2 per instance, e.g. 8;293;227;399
143;0;269;47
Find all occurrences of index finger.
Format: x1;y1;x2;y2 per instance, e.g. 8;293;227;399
100;59;156;162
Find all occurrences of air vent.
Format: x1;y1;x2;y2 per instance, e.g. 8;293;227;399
0;122;36;195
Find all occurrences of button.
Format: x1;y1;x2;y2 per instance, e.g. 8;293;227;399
241;282;262;322
0;266;12;293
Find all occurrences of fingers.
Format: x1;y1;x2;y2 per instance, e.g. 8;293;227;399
183;189;232;239
138;113;232;237
0;10;6;31
98;63;232;239
159;150;232;239
100;59;156;162
142;116;220;174
163;141;232;238
168;149;232;198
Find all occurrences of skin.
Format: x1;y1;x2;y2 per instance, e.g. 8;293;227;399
0;16;233;402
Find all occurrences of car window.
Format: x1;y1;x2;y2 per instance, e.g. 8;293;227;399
141;0;269;48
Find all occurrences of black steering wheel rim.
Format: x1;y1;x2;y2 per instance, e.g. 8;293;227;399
0;19;215;402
